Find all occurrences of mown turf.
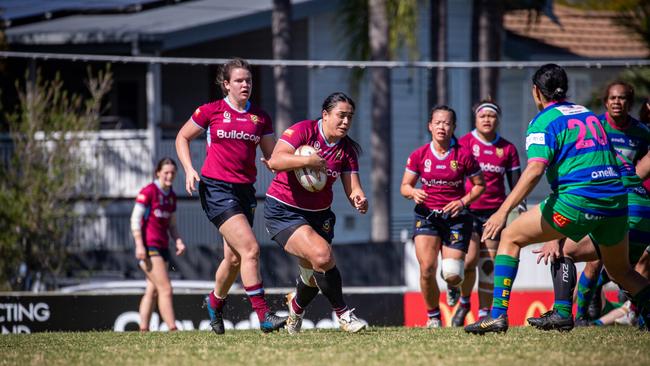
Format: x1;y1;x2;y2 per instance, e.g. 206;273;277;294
2;326;649;366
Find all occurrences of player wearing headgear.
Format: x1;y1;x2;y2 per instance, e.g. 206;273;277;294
451;100;522;326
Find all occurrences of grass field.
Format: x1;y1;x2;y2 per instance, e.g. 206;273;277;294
2;326;650;366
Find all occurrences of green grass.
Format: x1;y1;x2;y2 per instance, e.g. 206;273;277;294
2;327;650;366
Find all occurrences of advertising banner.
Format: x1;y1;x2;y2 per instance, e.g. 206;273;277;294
0;293;403;333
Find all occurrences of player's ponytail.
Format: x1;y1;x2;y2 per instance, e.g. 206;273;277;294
532;63;568;101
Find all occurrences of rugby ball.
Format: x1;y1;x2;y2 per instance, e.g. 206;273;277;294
294;145;327;192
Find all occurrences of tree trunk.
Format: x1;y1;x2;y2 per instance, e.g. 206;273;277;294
431;0;447;107
369;0;392;242
475;0;503;102
272;0;293;136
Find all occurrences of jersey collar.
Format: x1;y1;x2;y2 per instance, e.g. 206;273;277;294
224;97;250;113
471;129;500;146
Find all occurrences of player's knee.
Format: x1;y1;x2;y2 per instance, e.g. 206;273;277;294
157;283;173;296
442;258;465;285
240;243;260;262
310;248;334;270
478;257;494;284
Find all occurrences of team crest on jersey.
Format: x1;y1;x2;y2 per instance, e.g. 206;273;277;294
250;114;259;124
223;111;231;123
552;212;571;228
450;230;462;244
335;149;343;161
322;219;332;233
313;141;321;150
415;220;422;228
424;159;432;173
496;147;504;157
450;160;458;171
472;144;480;157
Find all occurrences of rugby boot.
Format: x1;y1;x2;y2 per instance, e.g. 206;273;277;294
260;312;288;333
587;289;603;320
574;316;592;327
203;294;225;335
446;286;460;307
285;292;303;335
527;309;574;332
338;308;367;333
451;305;471;327
464;314;508;334
426;317;442;329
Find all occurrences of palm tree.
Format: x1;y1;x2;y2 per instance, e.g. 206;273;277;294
272;0;293;136
472;0;559;103
339;0;418;242
369;0;392;242
431;0;447;106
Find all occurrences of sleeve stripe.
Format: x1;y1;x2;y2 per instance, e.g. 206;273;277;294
405;168;418;175
190;118;206;130
508;166;521;171
527;158;548;165
468;169;482;177
279;139;298;149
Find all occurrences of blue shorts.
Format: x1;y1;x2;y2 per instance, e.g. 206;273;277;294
198;175;256;229
412;204;473;252
146;246;170;262
469;208;500;241
264;197;336;247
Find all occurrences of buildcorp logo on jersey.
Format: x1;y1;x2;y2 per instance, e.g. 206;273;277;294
216;129;260;143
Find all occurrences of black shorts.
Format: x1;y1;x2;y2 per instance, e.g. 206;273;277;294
198;175;256;229
412;204;473;252
264;196;336;247
469;208;500;241
146;246;171;262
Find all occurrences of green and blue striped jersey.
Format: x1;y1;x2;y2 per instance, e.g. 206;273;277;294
526;102;626;216
599;113;650;189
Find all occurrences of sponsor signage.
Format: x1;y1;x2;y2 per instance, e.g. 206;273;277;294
0;293;403;333
403;290;619;327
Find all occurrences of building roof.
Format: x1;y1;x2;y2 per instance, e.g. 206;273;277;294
504;5;650;59
4;0;324;51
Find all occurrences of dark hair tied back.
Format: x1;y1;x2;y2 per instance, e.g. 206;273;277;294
532;63;568;101
154;157;177;178
216;58;252;96
320;92;362;156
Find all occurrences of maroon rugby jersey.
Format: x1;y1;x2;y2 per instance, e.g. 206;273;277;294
191;98;274;183
405;140;481;210
459;130;520;210
136;182;177;249
266;119;359;211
